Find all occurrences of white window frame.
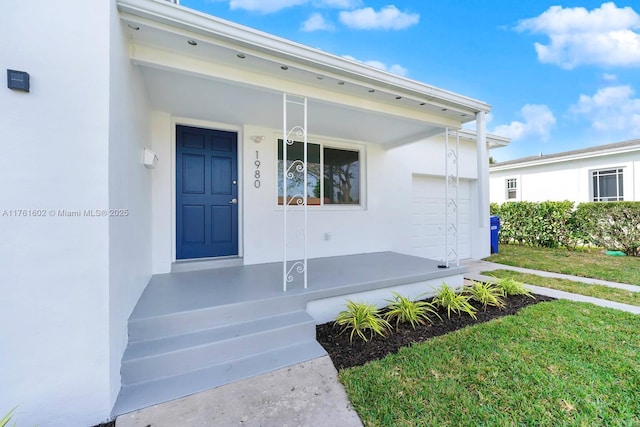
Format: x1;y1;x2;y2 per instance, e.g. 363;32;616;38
275;135;366;210
505;178;518;200
591;168;624;202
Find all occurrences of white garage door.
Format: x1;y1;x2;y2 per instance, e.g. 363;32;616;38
411;175;471;261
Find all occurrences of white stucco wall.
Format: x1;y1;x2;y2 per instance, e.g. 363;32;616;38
150;116;488;272
107;5;153;411
1;2;490;425
490;152;640;204
0;1;112;426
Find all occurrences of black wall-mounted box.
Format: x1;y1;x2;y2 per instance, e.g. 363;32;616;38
7;69;30;92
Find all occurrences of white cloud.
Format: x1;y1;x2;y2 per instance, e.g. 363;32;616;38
603;73;617;81
569;85;640;133
492;104;556;141
343;55;408;76
301;13;335;32
339;5;419;30
313;0;362;8
516;2;640;69
228;0;307;13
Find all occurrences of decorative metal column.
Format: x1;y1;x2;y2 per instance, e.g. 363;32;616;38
444;128;460;267
282;93;308;291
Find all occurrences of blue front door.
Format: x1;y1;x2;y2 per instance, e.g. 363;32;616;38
176;125;238;259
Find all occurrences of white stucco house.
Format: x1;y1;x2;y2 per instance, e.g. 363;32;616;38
490;139;640;204
1;0;506;425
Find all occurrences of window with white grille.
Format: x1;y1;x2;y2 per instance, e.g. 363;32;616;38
506;178;517;200
592;168;623;202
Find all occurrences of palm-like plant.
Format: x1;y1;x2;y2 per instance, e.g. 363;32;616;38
384;292;441;329
432;283;477;319
465;280;506;310
1;407;17;427
495;277;534;298
335;300;391;342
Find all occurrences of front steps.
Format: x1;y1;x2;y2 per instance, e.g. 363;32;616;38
112;253;468;416
112;306;326;416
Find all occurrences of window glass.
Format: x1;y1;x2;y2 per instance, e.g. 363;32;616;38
277;140;321;205
592;168;623;202
324;147;360;204
506;178;517;200
277;140;360;206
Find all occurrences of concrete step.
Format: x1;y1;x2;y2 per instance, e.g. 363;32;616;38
121;311;316;385
128;296;298;342
112;340;327;417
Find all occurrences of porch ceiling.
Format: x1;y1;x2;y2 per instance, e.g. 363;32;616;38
118;0;491;147
138;66;441;145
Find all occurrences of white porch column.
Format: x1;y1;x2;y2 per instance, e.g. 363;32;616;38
474;111;490;258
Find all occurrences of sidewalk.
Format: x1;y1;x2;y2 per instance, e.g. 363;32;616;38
463;259;640;315
116;355;363;427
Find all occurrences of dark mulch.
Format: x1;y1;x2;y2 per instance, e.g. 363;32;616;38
316;294;555;370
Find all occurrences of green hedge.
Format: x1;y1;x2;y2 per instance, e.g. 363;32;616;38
491;201;640;255
574;202;640;256
492;201;576;248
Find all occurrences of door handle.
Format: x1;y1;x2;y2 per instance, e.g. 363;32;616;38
229;198;238;204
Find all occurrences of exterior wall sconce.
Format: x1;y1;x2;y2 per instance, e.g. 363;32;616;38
251;136;265;143
143;148;158;169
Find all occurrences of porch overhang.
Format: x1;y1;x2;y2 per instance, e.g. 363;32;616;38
117;0;491;147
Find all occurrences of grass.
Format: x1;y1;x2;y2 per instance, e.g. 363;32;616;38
485;244;640;285
484;269;640;307
339;300;640;426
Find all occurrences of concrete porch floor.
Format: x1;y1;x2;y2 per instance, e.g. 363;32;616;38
131;251;466;321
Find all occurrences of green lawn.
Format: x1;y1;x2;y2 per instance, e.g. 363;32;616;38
483;269;640;307
340;300;640;426
485;244;640;285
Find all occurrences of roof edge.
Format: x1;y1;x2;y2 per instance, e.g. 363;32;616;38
457;129;510;148
117;0;492;114
491;139;640;171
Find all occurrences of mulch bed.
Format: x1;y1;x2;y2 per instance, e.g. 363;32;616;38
316;294;555;370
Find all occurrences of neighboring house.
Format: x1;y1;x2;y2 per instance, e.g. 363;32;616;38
490;139;640;204
1;0;505;425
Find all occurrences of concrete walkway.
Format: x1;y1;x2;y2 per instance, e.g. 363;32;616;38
463;259;640;315
116;355;363;427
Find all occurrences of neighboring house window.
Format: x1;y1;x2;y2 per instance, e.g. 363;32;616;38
506;178;517;200
592;168;624;202
278;140;361;206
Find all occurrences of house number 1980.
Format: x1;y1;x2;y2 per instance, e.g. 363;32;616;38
254;151;261;188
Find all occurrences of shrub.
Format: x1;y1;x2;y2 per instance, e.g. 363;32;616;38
335;300;391;342
492;200;640;255
493;201;577;248
465;280;505;310
432;284;477;319
496;277;534;298
575;202;640;256
384;292;441;329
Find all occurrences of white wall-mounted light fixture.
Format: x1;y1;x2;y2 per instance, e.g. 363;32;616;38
251;135;265;143
143;148;158;169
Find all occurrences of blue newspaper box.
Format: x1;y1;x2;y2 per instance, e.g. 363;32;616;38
490;215;500;254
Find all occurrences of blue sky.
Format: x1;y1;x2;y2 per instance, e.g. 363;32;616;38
179;0;640;162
